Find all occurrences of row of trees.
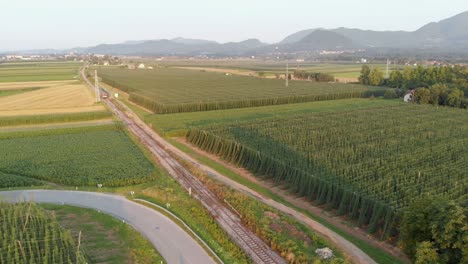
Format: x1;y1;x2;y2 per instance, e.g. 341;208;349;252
413;84;465;108
293;70;335;82
359;65;385;86
400;197;467;264
359;65;467;108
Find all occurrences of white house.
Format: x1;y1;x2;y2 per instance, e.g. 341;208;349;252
138;63;146;69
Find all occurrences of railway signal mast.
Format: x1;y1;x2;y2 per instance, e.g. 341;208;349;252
95;70;101;103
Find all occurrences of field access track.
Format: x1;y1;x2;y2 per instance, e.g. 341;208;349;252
82;68;285;264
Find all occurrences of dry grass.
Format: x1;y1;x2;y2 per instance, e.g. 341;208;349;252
0;83;105;116
0;80;75;90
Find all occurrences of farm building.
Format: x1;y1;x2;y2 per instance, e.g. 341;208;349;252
138;63;146;69
127;64;136;70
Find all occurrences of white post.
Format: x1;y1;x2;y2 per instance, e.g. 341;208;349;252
95;70;101;103
286;63;289;87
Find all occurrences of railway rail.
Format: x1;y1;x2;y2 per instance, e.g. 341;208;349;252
81;67;285;264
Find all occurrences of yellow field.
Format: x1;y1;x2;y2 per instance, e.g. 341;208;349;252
0;83;105;116
0;80;75;90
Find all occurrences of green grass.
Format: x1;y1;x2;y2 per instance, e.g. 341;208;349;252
0;62;81;82
42;204;164;264
0;125;160;187
0;111;112;127
97;67;385;113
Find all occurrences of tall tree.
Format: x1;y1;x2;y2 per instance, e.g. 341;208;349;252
359;65;371;85
388;70;404;88
414;88;431;104
446;88;464;108
369;67;384;86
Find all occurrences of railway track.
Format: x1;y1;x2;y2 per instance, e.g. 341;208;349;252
81;68;285;264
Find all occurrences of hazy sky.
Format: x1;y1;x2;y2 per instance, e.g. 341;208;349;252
1;0;468;51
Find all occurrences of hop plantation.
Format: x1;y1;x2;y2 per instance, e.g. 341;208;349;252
0;203;86;263
96;67;386;114
187;103;468;238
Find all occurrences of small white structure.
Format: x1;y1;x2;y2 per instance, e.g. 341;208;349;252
315;247;334;259
138;63;146;69
147;66;154;69
404;90;415;103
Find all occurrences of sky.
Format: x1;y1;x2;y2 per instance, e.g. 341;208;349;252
1;0;468;51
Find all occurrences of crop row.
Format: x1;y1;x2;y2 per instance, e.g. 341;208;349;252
0;202;86;263
186;104;467;238
0;125;158;187
0;111;112;127
96;67;384;113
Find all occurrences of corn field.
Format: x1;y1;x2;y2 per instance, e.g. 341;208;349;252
0;203;86;263
0;125;158;187
187;104;468;238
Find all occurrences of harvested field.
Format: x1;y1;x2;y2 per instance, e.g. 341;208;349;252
0;80;74;90
0;83;105;116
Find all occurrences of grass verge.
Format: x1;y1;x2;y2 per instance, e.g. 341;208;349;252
42;204;164;264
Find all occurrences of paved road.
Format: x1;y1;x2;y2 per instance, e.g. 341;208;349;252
0;190;216;264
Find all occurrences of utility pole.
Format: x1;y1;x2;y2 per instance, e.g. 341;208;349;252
95;70;101;103
285;62;289;87
386;59;390;79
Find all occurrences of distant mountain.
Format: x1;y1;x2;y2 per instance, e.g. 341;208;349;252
5;11;467;56
414;11;468;47
282;11;468;49
282;30;358;51
170;37;217;45
280;29;318;44
83;38;267;56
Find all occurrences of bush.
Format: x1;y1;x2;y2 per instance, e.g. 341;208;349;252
383;89;398;99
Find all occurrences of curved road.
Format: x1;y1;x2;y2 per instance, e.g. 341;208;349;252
0;190;216;264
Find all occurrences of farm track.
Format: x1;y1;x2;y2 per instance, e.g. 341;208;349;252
81;68;285;264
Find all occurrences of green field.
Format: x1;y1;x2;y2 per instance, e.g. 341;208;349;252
0;62;81;82
137;98;401;136
43;204;164;264
97;67;385;113
0;202;86;263
155;60;393;78
0;125;159;187
0;111;112;127
186;102;468;238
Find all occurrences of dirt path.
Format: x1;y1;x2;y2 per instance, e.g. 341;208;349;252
174;137;411;264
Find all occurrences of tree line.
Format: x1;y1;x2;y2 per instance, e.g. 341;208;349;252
359;65;467;108
293;70;335;82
